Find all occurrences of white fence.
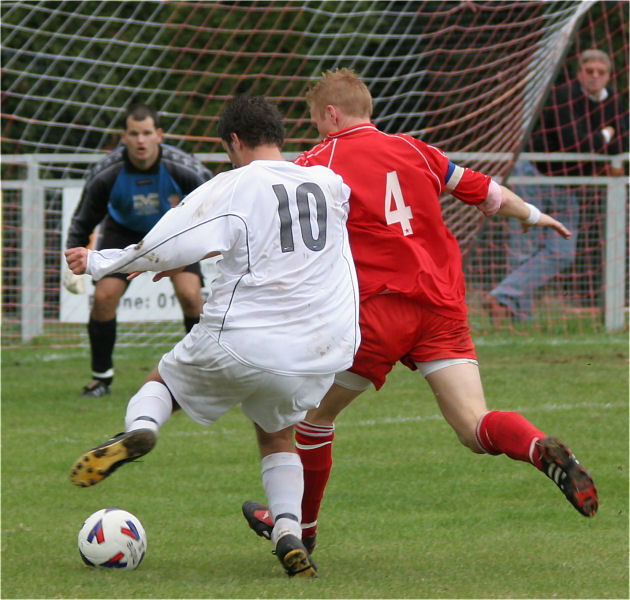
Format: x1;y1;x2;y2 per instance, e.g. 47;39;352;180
1;151;627;342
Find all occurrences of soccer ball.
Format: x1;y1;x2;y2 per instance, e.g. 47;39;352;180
77;508;147;570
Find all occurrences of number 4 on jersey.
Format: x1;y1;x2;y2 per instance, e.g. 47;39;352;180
384;171;413;235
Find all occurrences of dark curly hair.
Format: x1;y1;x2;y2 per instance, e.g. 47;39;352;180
217;96;284;149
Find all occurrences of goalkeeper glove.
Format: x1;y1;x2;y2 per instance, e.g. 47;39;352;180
63;267;87;294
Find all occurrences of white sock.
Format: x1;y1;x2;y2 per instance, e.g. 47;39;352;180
261;452;303;543
272;517;302;545
124;381;173;433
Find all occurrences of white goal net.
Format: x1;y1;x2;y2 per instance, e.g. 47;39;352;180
2;0;627;348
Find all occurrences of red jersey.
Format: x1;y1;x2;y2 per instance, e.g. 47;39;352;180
295;123;491;320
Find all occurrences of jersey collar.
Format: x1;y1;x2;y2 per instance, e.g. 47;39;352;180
580;86;609;102
326;123;377;140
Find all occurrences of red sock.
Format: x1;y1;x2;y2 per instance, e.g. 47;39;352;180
295;421;335;539
476;410;545;469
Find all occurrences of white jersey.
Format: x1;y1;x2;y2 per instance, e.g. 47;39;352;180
86;160;360;376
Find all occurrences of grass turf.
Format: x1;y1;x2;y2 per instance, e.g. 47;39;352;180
1;333;628;598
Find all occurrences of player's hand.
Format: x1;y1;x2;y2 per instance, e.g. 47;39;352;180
64;247;89;275
521;213;571;239
151;266;186;282
127;266;186;282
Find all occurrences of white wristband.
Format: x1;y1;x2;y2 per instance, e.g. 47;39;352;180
524;202;541;225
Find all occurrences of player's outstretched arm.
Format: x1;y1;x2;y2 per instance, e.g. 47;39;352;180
128;251;220;282
497;185;571;240
65;247;89;274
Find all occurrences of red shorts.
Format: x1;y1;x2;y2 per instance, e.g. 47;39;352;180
349;294;476;389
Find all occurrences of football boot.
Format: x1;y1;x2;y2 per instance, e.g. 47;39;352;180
70;429;156;487
537;436;598;517
274;530;318;578
81;379;111;397
242;500;273;539
242;500;317;554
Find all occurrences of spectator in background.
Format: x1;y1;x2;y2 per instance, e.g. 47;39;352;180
484;49;627;323
65;104;211;397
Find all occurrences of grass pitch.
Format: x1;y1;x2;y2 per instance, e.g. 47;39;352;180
1;333;628;598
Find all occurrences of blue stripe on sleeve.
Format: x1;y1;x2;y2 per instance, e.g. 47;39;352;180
445;160;456;184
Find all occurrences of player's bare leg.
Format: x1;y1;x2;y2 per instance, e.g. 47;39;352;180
425;361;488;452
427;362;597;516
170;270;204;332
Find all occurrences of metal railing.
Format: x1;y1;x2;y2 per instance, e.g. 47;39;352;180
2;151;628;340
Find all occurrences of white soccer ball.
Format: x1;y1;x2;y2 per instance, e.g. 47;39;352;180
78;508;147;570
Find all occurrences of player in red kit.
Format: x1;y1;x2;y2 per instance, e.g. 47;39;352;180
243;68;598;555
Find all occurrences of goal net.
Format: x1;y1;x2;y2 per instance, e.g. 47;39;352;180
2;0;627;350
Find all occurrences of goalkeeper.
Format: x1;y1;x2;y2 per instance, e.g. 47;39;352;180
243;68;598;556
65;103;212;397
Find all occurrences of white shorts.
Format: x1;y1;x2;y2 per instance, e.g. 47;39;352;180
158;327;334;433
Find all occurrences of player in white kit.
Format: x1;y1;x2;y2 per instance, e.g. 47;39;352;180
64;96;360;578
